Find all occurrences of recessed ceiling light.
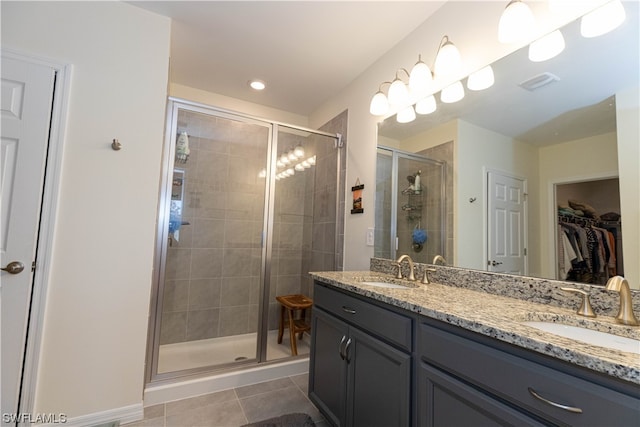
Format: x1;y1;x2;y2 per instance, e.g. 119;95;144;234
249;79;266;91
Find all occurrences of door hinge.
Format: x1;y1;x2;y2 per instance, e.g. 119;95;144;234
32;261;36;272
524;248;527;256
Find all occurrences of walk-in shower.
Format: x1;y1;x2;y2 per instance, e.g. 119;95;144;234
375;147;446;263
146;100;342;383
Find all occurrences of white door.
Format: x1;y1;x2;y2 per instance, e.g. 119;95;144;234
487;171;527;274
1;54;55;416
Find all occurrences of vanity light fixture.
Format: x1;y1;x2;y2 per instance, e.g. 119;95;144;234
415;95;437;115
409;54;433;99
248;79;266;91
467;65;495;91
440;81;465;103
529;29;565;62
433;36;462;78
580;0;626;38
396;105;416;123
369;82;391;116
498;0;536;44
388;70;411;106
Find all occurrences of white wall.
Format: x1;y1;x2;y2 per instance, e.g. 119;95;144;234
309;1;592;270
615;86;640;288
2;1;171;418
457;121;540;272
170;83;309;126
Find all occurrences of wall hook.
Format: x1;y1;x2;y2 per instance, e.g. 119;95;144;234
111;139;122;151
469;197;477;203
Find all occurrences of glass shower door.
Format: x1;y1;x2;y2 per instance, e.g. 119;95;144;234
264;125;339;361
155;105;271;375
375;147;446;264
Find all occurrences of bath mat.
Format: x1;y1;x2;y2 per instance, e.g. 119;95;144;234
242;412;315;427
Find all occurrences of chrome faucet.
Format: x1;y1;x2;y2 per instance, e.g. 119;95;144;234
432;255;447;265
395;254;416;281
605;276;639;326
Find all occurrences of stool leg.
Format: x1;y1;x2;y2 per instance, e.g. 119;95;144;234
298;308;306;340
287;309;298;356
277;304;285;344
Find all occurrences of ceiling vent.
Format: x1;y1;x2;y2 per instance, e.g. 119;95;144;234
518;72;560;91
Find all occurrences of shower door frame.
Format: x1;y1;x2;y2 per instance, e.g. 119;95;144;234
145;98;341;385
377;146;447;261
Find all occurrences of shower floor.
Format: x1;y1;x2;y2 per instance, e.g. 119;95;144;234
158;330;311;373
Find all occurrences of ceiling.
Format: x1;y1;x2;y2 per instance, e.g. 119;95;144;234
128;1;446;115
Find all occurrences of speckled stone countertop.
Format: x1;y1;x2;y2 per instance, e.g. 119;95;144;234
309;270;640;385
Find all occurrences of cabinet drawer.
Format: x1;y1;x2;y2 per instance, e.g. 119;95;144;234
314;282;412;351
419;322;639;426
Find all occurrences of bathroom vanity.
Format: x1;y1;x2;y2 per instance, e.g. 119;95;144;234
308;269;640;427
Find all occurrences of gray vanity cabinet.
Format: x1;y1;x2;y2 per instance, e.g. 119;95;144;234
418;318;640;427
309;282;412;427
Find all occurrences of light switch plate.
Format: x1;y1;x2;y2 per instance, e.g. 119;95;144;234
366;227;374;246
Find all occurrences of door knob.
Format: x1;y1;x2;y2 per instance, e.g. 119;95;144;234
490;260;503;266
1;261;25;274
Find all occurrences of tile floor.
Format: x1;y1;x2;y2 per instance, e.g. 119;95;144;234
123;374;327;427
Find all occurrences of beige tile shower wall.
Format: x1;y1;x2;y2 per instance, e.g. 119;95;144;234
161;112;267;344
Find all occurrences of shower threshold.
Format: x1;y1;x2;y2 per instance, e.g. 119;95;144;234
158;330;310;373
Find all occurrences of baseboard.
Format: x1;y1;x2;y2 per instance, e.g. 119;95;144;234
37;403;143;427
144;357;309;406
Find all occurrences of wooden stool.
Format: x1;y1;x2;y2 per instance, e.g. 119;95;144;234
276;294;313;356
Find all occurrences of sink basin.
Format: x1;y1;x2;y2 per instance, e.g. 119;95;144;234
361;281;415;289
523;321;640;354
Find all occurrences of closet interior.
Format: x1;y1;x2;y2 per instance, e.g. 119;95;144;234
556;178;623;285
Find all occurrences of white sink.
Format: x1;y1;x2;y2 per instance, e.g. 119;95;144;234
361;281;414;289
523;321;640;354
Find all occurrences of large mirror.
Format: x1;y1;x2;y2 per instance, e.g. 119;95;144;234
376;2;639;286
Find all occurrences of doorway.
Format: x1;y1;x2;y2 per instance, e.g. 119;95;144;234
147;100;342;382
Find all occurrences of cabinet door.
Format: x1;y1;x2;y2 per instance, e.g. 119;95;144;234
347;327;412;427
309;308;349;427
418;363;546;427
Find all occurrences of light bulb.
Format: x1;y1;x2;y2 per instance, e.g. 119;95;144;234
409;56;433;99
369;91;389;116
280;154;290;165
294;144;304;158
288;150;297;161
308;156;316;165
295;164;304;172
581;0;626;38
529;30;565;62
467;65;495;91
498;0;536;44
440;81;465;103
301;161;311;168
396;106;416;123
415;95;437;115
388;77;410;106
434;38;462;78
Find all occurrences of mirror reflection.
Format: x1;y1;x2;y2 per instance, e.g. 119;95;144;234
375;3;638;285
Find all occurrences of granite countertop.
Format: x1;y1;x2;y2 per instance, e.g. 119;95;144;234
309;270;640;385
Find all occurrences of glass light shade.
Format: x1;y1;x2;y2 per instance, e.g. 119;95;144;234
258;169;266;178
396;106;416;123
415;95;437;115
581;0;626;38
409;60;433;98
308;156;316;165
249;79;266;90
369;91;389;115
280;154;290;165
498;0;536;44
286;168;294;176
294;144;304;158
288;150;297;161
467;65;495;91
301;160;311;168
440;81;465;103
276;159;284;168
434;40;462;77
294;164;304;172
529;30;565;62
388;78;410;106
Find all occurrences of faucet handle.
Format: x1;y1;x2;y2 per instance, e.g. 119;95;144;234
422;267;437;284
561;287;596;318
394;263;404;279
